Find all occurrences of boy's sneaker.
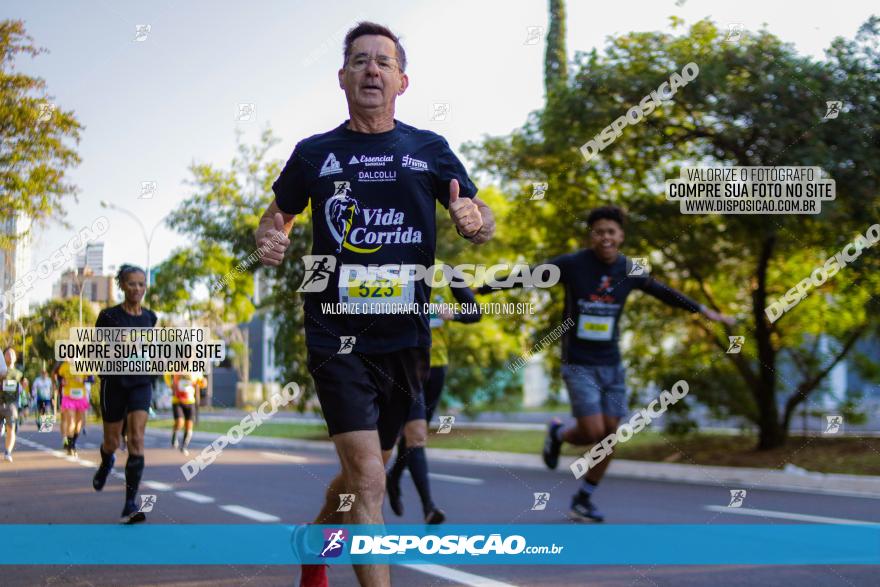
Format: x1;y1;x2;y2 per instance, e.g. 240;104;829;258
542;419;564;470
569;490;604;523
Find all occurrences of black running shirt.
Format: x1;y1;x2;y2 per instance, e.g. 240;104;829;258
95;304;158;389
273;120;478;354
481;249;703;366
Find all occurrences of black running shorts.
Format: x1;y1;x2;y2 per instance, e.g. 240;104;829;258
172;403;194;421
100;381;153;423
307;346;429;450
407;365;447;423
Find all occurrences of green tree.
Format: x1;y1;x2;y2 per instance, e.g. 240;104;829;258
150;129;313;402
23;297;96;377
433;186;527;412
0;20;83;245
465;17;880;449
544;0;568;99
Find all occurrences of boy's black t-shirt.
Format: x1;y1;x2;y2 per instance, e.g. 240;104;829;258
549;250;703;365
96;304;158;389
478;249;703;366
272;120;478;354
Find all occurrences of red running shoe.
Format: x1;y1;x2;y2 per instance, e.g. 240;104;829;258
300;564;328;587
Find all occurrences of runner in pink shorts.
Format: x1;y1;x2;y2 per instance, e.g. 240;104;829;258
55;360;93;457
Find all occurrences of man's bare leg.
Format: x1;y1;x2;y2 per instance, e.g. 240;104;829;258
313;430;391;587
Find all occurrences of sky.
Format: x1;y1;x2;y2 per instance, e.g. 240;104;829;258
4;0;876;307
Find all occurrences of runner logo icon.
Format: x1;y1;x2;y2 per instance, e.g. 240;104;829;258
629;258;649;276
139;495;157;513
320;528;348;558
337;336;356;355
728;489;747;508
436;415;455;434
531;492;550;510
297;255;337;292
824;415;843;434
727;336;745;354
336;493;356;512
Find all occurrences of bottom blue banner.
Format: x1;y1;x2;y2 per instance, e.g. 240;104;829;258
1;524;878;565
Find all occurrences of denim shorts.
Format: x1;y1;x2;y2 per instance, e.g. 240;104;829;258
561;362;628;418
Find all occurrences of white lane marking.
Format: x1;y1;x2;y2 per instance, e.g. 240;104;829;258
704;505;878;525
400;469;484;485
427;472;484;485
219;505;280;523
51;450;66;458
402;564;519;587
112;472;125;479
175;491;215;504
259;451;308;463
78;459;97;467
142;480;173;491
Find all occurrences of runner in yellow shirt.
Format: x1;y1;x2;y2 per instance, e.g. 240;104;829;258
54;360;94;457
165;372;205;456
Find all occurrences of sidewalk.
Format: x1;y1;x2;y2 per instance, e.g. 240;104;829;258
145;427;880;499
162;408;880;436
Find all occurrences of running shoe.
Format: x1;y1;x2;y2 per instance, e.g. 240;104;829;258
3;451;12;462
171;436;179;449
569;490;604;523
542;419;563;470
300;564;328;587
424;508;446;524
93;453;115;491
386;473;403;516
120;499;146;525
181;447;190;456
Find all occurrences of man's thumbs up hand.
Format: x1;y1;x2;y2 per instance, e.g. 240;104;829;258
448;179;483;238
257;212;291;266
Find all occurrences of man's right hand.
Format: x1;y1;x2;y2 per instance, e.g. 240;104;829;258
257;212;291;267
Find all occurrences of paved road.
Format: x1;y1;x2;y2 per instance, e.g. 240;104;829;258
190;406;880;436
1;421;878;586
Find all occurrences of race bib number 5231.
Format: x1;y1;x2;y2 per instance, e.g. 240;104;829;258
338;265;415;314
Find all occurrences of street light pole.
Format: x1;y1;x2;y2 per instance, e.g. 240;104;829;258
99;201;167;288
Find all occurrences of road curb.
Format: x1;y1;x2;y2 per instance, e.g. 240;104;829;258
145;428;880;498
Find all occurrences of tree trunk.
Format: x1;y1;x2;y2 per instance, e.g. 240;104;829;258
753;233;785;449
757;384;785;449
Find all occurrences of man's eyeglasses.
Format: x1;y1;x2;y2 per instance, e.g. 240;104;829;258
347;54;400;73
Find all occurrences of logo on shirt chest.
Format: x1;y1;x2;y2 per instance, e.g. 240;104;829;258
348;154;394;167
401;154;429;171
319;153;343;177
589;275;616;303
323;182;423;254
